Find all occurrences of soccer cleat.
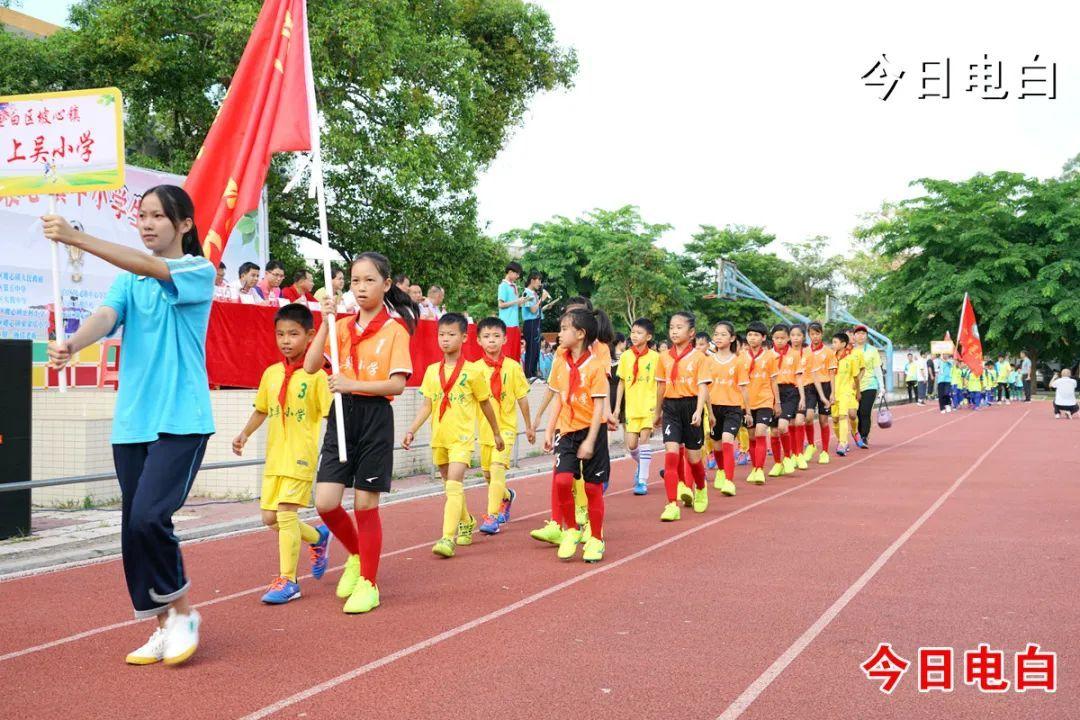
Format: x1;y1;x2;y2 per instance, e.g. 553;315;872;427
782;457;796;475
261;575;302;605
677;481;694;507
497;488;516;523
343;578;380;614
660;501;681;522
802;445;816;462
125;627;167;665
713;470;728;491
855;437;867;449
747;468;766;485
432;537;455;558
575;505;589;529
836;444;848;457
582;536;606;563
530;520;563;545
795;454;809;471
768;462;784;478
309;525;331;580
456;515;476;546
162;610;201;666
336;554;361;599
719;478;737;496
633;480;648;495
818;451;830;465
557;528;582;560
478;514;501;535
853;432;862;446
693;487;709;513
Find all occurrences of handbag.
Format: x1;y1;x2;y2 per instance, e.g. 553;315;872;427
877;393;893;429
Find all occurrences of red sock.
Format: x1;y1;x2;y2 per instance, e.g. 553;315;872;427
353;508;382;584
677;446;687;483
583;483;604;540
805;422;815;449
689;460;706;490
722;441;735;480
554;472;576;528
713;448;724;472
770;434;782;464
550;469;561;524
780;430;792;459
318;505;359;556
794;424;805;453
663;452;680;501
820;421;831;451
754;435;767;468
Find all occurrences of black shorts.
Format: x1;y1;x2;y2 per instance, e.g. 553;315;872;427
710;404;743;440
804;382;831;415
554;426;610;485
750;407;775;428
316;395;394;493
778;384;800;420
661;396;705;450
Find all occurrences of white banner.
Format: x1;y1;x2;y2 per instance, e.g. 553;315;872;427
0;165;266;340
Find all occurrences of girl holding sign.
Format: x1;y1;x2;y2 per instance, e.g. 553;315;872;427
42;186;214;666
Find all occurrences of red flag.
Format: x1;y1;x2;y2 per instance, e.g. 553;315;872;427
184;0;311;264
954;293;984;376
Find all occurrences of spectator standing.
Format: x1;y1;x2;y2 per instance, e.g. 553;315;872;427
497;261;526;330
904;352;918;402
853;325;882;447
537;341;554;381
255;260;286;304
281;270;317;304
1020;350;1033;401
915;352;928;404
925;353;936;398
520;271;544;379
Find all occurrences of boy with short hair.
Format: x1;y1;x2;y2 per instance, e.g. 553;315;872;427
402;313;503;558
475;317;535;534
232;304;332;604
830;332;864;456
615;318;660;495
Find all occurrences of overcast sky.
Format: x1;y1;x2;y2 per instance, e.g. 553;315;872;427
27;0;1080;257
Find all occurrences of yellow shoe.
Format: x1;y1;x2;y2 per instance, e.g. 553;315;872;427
557;528;582;560
677;481;694;507
693;486;708;513
713;470;728;490
343;578;380;614
720;478;737;496
768;462;784;478
432;537;455;558
782;457;795;475
803;445;817;462
530;519;563;545
456;515;476;546
747;468;766;485
818;451;830;465
582;536;605;563
795;454;809;471
660;501;681;522
581;520;592;543
335;554;361;599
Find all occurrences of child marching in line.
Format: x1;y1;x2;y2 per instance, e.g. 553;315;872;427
768;323;804;477
233;304;332;604
983;362;997;407
951;362;966;410
830;332;865;456
802;322;837;464
614;318;660;496
475;317;534;534
965;366;982;409
704;320;741;496
788;323;811;471
307;252;416;615
739;321;780;485
403;314;504;556
732;334;752;466
657;312;712;519
543;309;611;562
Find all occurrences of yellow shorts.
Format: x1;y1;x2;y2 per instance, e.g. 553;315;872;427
433;442;474;467
833;393;857;416
625;416;654;434
260;475;313;511
480;430;516;469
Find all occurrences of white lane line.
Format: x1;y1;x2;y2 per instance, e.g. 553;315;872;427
238;408;962;720
715;410;1029;719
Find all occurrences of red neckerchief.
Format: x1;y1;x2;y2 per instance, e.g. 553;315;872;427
775;343;790;367
565;348;592;423
278;357;304;429
630;345;650;384
482;353;504;400
837;346;852;362
747;346;765;374
438;355;465;419
810;340;824;352
668;344;694;384
347;308;390;375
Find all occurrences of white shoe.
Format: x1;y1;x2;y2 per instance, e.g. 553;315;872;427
940;409;946;414
163;609;201;666
125;626;167;665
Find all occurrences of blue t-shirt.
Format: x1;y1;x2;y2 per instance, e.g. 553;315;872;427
498;279;520;328
103;254;216;444
940;359;953;383
521;288;540;322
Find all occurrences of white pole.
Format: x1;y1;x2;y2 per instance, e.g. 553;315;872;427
302;0;346;462
48;194;67;393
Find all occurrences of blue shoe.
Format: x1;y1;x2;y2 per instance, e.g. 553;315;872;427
855;438;867;449
633;480;648;495
309;524;331;579
497;488;516;523
478;514;501;535
836;444;848;457
602;480;609;494
261;576;301;604
705;455;717;470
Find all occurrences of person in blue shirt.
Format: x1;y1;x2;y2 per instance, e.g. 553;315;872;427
937;354;954;413
497;261;525;330
43;185;214;667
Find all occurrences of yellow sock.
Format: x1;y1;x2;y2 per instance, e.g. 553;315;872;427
839;414;849;445
460;489;472;524
299;519;320;544
573;478;587;510
276;510;302;581
443;480;464;538
487;464;507;516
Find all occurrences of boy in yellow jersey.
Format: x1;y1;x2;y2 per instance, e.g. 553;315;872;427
614;318;660;496
830;331;865;456
233;304;333;604
475;317;535;535
403;313;503;558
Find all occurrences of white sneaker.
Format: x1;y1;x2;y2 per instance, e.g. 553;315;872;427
163;609;201;666
125;626;167;665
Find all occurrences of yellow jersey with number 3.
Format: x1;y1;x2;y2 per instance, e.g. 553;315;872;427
255;363;331;482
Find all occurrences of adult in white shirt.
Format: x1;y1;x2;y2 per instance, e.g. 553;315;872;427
418;285;445;320
915;352;928;405
234;261;262;305
213;261;234;302
1050;369;1078;419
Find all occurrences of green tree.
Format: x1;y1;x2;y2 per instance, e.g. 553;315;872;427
781;235;840;310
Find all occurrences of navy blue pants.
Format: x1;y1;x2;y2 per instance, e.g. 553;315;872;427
113;434;209;619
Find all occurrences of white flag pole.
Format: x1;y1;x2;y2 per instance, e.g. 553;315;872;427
48;192;67;393
302;0;346;462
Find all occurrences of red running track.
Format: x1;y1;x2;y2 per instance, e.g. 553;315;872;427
1;403;1075;719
